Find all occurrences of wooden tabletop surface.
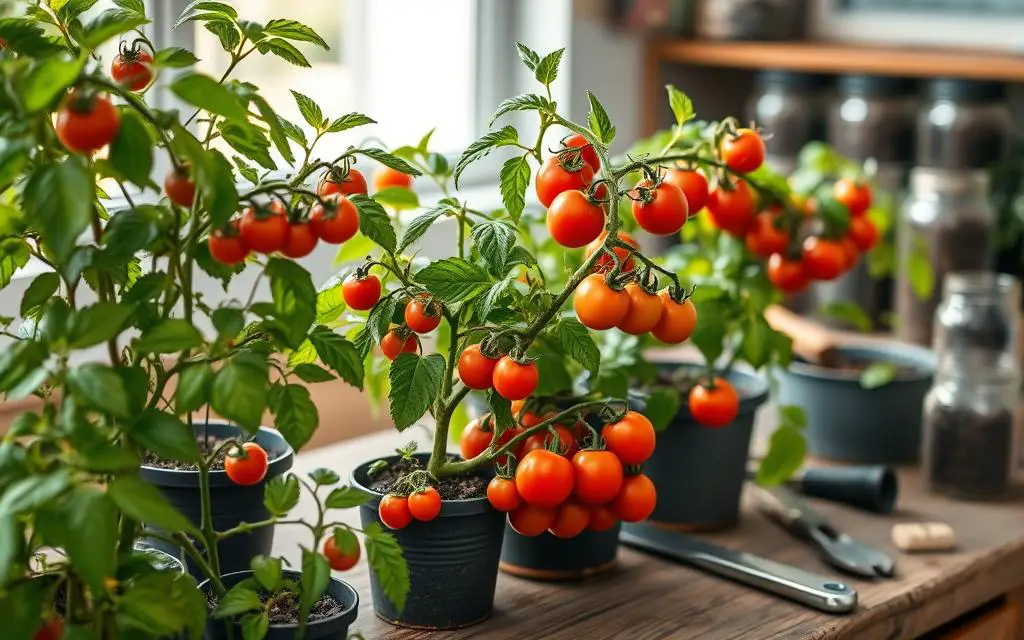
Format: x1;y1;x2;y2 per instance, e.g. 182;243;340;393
274;428;1024;640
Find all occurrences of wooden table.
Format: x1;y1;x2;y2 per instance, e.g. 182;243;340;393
275;428;1024;639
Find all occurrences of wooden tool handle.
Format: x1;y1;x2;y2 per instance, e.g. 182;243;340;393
763;305;840;366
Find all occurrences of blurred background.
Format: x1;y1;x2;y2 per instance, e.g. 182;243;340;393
1;0;1022;446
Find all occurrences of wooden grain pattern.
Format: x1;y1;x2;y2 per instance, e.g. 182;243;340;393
936;603;1020;640
274;428;1024;640
649;39;1024;82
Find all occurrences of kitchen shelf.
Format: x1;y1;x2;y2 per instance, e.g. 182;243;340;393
650;39;1024;82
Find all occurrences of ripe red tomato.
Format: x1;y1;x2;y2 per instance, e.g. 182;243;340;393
720;128;765;173
802;236;846;281
281;223;318;258
612;474;657;522
688;378;740;428
602;411;656;465
663;169;709;215
32;618;63;640
208;223;248;266
572;449;624;504
848;216;880;253
487;476;522;512
224;442;269;486
515;449;574;507
378;494;413;530
492;357;539;401
520;425;578;460
408;487;441;522
342;274;381;311
319;168;367;196
239;206;288;254
618;283;664;335
457;344;498;390
535;155;594;208
55;92;120;153
459;416;493;460
838;236;860;271
767;254;810;294
380;330;417;360
404;296;441;334
631;180;688;235
111;48;153;91
546;190;605;248
706;181;756;237
508;504;556;537
587;504;618;532
833;178;871;217
164;167;196;208
323;535;360;571
744;212;789;258
565;133;600;171
310;195;360;244
651;291;697;344
585;230;638;273
573;273;631;330
373;166;414;192
548;499;591;539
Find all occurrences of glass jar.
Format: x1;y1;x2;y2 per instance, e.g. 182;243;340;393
746;70;827;175
916;79;1012;170
924;274;1022;500
826;74;917;167
895;168;997;346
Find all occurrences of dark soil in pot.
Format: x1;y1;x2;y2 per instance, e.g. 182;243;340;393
627;364;769;532
367;456;486;499
776;343;936;464
200;570;358;640
352;453;503;630
139;421;294;580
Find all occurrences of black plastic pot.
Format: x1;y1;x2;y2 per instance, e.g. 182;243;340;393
499;522;621;580
352;453;504;630
776;343;936;463
627;364;769;532
140;421;294;580
199;570;358;640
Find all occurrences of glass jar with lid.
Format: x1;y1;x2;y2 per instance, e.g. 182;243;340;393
746;70;827;175
895;168;997;346
917;79;1012;170
826;74;917;168
923;272;1023;500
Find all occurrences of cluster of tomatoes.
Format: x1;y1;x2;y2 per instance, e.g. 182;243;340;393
377;487;443;530
574;274;697;345
460;407;657;538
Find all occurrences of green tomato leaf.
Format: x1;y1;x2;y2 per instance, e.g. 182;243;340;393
740;315;771;369
666;84;695;127
515;42;540;70
0;17;63;57
290;90;324;130
266;258;317;349
365;522;409;613
471;220;516;276
756;425;807;486
211;352;269;432
860;362;897;390
23;157;92;261
0;239;30;290
818;300;872;332
107;476;195;533
388;353;445;431
586;91;615;145
293;363;335;383
250;555;282;592
534;48;565;86
414;258;490;304
373;186;419;211
356;147;420;176
453;125;519;188
82;7;148;48
67;363;130;417
315;281;345;324
486;389;515;435
213;584;263;618
263;18;329;48
57;487;119;592
499;156;531;224
108;110;154;187
23;56;83;113
688;297;730;364
324;485;372;509
643;387;680;432
219;121;276;170
349;194;397;253
102;207;161;262
212;307;244;342
551;319;601;374
300;549;331;620
308;326;363;389
398;206;448;253
135;319;204;354
269;383;319;451
171;72;247;121
20;273;59;318
241;612;269;640
325;112;376;133
477;277;514;322
0;470;71;516
175;362;213;414
250;95;295;165
153;46;199;67
263;474;300;516
778;404;807;430
260;37;310;67
129;409;201;464
490;93;553;126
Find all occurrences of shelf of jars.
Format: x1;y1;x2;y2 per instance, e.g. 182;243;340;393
648;39;1024;83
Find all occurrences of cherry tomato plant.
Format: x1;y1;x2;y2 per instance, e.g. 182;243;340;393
0;4;408;638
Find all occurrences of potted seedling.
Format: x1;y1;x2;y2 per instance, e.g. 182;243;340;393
0;4;407;638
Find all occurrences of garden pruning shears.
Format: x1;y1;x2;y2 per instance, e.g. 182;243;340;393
753;484;896;579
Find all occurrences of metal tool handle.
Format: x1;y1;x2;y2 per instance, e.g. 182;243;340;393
620;527;858;614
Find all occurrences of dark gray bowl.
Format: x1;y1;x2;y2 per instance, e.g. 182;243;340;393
776;343;937;464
